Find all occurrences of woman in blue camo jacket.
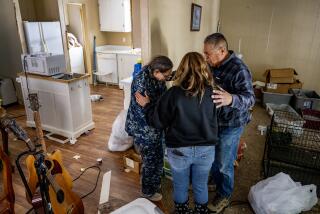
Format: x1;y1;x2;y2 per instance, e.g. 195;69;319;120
125;56;173;201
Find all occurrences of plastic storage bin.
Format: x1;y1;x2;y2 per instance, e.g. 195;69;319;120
301;109;320;130
265;103;297;116
289;89;320;111
262;90;293;106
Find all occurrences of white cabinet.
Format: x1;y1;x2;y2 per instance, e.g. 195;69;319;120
96;53;118;84
96;46;141;87
117;54;140;84
98;0;132;32
17;73;95;144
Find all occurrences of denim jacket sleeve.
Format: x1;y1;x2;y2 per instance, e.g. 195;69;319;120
230;68;255;111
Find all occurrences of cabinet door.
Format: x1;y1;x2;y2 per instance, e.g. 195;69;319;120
123;0;132;32
99;0;131;32
117;54;140;82
97;53;118;83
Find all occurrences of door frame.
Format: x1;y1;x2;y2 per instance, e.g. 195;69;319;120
65;3;91;75
139;0;151;63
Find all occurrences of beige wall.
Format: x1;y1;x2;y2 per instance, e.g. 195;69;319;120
19;0;60;21
0;0;23;102
19;0;36;20
220;0;320;93
34;0;60;21
149;0;220;68
67;0;132;47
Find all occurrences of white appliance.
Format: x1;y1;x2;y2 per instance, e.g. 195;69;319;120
22;21;66;76
119;77;132;110
0;78;17;106
69;46;85;74
23;21;64;55
21;53;66;76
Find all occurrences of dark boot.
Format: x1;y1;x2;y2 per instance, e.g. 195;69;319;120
194;203;208;214
174;200;193;214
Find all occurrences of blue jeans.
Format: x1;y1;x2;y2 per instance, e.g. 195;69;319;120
167;146;215;204
211;126;244;197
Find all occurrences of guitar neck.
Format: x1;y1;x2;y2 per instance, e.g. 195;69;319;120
33;111;47;153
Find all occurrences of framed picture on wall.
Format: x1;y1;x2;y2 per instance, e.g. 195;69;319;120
190;3;202;31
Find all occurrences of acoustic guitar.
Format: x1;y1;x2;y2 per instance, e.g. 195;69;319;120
25;93;84;214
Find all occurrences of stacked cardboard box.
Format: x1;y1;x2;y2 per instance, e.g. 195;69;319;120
123;151;142;174
264;68;303;94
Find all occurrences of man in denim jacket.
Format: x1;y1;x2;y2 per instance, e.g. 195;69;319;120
203;33;255;213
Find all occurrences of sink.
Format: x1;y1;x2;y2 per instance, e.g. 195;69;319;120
96;45;141;55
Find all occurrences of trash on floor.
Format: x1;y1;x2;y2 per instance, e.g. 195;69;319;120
73;154;81;160
234;139;247;167
123;150;141;174
108;110;133;151
91;94;103;102
248;172;318;214
257;125;267;135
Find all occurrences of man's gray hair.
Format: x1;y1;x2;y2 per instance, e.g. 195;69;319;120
204;33;228;50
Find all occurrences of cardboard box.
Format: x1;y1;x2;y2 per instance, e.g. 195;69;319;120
264;68;297;84
265;79;303;94
123;151;142;174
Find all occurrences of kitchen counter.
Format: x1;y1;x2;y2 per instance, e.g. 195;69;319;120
17;72;94;144
17;72;90;83
96;45;141;55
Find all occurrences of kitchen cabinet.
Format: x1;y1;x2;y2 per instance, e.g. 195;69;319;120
17;73;94;144
96;53;118;84
96;46;141;87
98;0;132;32
117;54;140;84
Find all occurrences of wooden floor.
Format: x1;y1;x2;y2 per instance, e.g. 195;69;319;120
3;85;319;214
1;85;146;214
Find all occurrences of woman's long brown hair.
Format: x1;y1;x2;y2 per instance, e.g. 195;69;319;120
173;52;214;102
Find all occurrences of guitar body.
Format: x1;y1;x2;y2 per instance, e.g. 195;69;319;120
26;150;73;199
49;174;84;214
26;93;84;213
26;150;83;214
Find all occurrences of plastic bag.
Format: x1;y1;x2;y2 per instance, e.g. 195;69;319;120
108;110;133;151
248;172;318;214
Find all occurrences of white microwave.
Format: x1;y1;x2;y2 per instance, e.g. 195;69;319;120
21;53;66;76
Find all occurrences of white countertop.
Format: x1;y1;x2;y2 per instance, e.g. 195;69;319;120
96;45;141;55
119;76;133;85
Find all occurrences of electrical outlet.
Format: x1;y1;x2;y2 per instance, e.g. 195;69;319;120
122;37;126;43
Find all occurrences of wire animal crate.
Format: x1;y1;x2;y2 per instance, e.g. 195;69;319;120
266;134;320;170
263;159;320;196
270;110;320;150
